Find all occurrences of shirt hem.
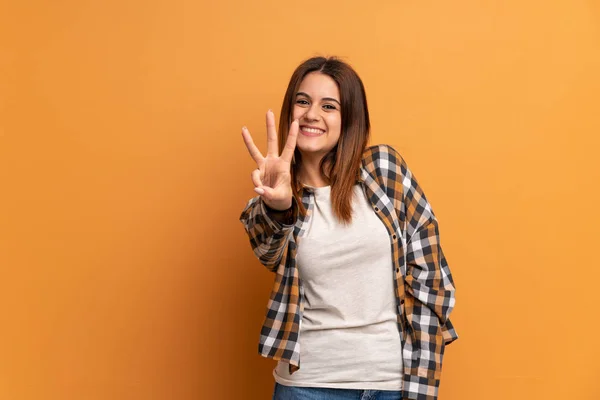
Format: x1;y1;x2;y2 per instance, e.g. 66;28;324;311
273;369;403;391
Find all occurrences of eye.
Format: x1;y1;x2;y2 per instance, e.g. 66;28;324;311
295;99;309;106
323;104;337;110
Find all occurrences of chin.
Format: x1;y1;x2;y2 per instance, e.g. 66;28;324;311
297;146;333;158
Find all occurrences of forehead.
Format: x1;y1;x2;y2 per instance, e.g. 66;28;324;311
297;72;340;99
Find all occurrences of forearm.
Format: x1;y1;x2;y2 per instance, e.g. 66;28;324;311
239;196;297;270
263;202;295;226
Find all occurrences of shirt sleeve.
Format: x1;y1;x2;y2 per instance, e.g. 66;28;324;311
384;145;458;400
239;195;298;272
400;157;457;339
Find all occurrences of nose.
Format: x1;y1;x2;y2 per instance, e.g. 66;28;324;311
303;103;320;122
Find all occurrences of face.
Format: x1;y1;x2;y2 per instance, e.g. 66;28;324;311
292;72;342;159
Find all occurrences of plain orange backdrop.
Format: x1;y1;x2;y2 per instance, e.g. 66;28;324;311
1;1;599;399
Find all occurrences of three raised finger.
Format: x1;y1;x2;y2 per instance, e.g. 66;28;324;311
241;126;264;164
266;110;279;157
280;119;299;163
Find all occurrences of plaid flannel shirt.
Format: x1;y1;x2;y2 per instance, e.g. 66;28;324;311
240;144;458;400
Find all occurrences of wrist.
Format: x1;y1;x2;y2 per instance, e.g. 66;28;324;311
263;200;295;225
263;200;292;213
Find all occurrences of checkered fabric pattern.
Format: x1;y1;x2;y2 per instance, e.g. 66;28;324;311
240;144;458;400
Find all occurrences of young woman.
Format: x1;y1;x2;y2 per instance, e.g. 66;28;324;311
240;57;458;400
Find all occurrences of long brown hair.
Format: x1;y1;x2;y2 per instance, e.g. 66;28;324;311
278;56;370;225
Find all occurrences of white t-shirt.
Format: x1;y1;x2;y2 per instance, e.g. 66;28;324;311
273;184;403;390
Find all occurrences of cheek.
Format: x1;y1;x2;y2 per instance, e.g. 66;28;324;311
326;115;342;133
292;106;303;120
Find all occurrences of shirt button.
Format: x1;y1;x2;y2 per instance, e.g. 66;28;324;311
400;299;405;305
396;267;400;273
392;234;397;240
374;206;379;212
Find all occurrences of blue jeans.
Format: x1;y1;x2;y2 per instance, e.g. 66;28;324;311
272;382;402;400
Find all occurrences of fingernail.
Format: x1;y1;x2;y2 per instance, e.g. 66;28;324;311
254;187;265;195
268;109;272;114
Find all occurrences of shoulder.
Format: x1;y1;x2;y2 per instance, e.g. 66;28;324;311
361;143;407;173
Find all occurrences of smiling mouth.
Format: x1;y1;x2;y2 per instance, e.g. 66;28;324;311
300;126;326;136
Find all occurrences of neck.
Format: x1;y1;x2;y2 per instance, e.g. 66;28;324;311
297;153;330;188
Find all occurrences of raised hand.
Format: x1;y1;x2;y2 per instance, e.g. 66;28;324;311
241;110;299;211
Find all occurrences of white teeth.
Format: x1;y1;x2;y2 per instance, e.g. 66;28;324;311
303;127;324;134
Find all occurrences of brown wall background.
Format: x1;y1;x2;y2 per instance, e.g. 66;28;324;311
1;1;599;399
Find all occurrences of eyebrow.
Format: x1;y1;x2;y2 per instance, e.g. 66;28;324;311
296;92;341;106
